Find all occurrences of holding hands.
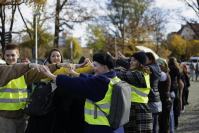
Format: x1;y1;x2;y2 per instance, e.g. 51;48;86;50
39;65;57;81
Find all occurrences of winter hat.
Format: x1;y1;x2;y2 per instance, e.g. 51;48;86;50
131;51;147;65
93;53;114;69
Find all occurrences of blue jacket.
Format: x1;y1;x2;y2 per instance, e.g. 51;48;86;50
56;71;124;133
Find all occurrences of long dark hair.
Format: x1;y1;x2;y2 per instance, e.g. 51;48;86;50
146;52;156;64
45;48;63;64
168;57;180;70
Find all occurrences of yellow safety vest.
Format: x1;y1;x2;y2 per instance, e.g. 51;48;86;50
84;76;121;126
131;73;150;103
0;76;27;110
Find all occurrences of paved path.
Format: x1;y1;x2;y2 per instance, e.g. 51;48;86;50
176;81;199;133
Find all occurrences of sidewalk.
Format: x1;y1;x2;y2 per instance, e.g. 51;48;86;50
176;81;199;133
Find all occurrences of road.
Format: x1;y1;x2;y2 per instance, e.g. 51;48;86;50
176;81;199;133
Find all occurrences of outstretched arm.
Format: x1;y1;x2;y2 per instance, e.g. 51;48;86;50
0;63;41;86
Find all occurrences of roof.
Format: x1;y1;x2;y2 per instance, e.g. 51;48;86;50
178;23;199;39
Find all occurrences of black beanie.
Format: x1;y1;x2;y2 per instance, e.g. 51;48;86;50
93;53;114;69
132;51;147;65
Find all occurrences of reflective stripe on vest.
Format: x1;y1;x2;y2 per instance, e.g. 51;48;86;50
131;73;150;103
84;76;121;126
0;76;27;110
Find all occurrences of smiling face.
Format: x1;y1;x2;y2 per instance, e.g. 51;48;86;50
50;51;62;64
130;57;140;70
4;49;19;65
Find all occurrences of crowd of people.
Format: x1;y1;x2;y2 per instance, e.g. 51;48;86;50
0;43;191;133
189;61;199;81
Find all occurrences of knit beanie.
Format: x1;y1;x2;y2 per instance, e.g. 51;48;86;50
131;51;147;65
93;53;114;69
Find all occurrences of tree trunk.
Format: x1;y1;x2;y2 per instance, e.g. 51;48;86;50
9;2;17;43
54;0;60;48
0;6;6;52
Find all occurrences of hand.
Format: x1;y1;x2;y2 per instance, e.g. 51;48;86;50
107;52;116;59
69;67;80;77
118;51;126;59
40;65;57;81
165;98;172;112
76;58;91;68
84;58;91;64
107;51;112;57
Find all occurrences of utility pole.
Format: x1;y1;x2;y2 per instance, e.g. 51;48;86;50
70;40;73;62
34;13;39;64
114;37;118;58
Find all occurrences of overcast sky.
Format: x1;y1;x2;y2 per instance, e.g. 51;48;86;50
154;0;197;33
12;0;197;43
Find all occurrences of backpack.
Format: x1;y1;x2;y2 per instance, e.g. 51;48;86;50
95;80;132;129
24;81;56;116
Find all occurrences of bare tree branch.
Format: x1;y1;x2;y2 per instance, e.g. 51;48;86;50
17;4;32;39
60;0;67;10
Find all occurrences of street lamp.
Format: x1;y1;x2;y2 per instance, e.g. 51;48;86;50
34;13;39;64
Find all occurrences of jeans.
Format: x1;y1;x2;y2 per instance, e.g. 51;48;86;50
153;113;159;133
114;127;124;133
0;115;26;133
170;103;175;133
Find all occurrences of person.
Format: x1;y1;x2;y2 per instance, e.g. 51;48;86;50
189;61;195;81
157;58;172;133
21;57;31;64
195;61;199;81
115;51;153;133
45;48;64;64
145;52;162;133
168;57;184;131
50;49;91;133
0;63;40;86
0;44;59;133
41;52;124;133
25;48;93;133
180;64;190;111
25;48;64;133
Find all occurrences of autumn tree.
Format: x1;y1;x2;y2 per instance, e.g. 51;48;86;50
144;7;169;54
186;39;199;57
86;25;106;53
105;0;153;52
19;24;53;58
0;0;20;51
0;0;46;53
53;0;94;48
167;34;187;58
63;37;82;61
